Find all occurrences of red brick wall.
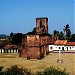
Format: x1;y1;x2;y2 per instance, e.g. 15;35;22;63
27;35;39;46
19;17;56;59
36;18;48;34
27;47;41;59
19;36;27;58
40;36;49;45
19;49;27;58
20;35;52;59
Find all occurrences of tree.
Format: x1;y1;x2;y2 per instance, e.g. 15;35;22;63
69;34;75;42
53;30;59;36
63;24;71;40
9;32;14;43
63;24;70;33
12;33;22;45
27;27;36;35
59;31;65;40
10;32;14;38
32;27;36;34
53;30;59;39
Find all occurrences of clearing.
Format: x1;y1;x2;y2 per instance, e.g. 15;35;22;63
0;53;75;75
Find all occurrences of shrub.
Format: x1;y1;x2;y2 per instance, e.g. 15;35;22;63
36;66;69;75
5;65;32;75
0;66;4;75
0;66;70;75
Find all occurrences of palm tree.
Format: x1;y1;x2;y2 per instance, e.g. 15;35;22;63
63;24;71;40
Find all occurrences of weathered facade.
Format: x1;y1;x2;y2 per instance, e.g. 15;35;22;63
36;17;48;34
26;34;50;59
20;17;56;59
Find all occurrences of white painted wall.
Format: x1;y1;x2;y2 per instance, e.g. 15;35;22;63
0;49;19;53
8;49;10;53
65;46;75;50
54;45;64;51
16;49;18;53
0;49;1;53
49;45;54;51
2;49;4;53
49;45;65;51
14;50;16;53
49;45;75;51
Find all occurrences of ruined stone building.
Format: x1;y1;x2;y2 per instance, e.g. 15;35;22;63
19;17;56;59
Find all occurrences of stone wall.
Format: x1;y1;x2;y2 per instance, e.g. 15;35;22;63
27;35;39;46
20;34;50;59
19;17;56;59
36;17;48;34
27;47;40;59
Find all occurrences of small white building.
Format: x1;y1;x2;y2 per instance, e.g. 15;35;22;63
65;42;75;51
49;40;67;52
0;44;19;53
49;40;75;52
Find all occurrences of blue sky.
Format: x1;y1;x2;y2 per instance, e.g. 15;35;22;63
0;0;74;35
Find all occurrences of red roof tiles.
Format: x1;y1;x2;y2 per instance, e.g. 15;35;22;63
3;44;18;49
54;40;67;45
54;40;75;46
65;42;75;46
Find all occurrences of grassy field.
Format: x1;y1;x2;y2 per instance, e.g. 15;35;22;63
0;53;75;75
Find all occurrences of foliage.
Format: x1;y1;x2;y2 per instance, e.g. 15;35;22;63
5;65;32;75
0;66;70;75
53;30;59;37
36;67;69;75
0;66;4;75
59;31;65;40
27;27;36;35
11;33;22;45
32;27;36;33
69;34;75;42
10;32;14;38
63;24;71;40
53;24;75;41
53;30;65;40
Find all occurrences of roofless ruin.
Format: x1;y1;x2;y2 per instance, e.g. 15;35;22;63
19;17;56;59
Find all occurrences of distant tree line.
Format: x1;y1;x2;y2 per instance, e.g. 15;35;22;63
0;24;75;46
9;24;75;45
9;32;23;45
53;24;75;41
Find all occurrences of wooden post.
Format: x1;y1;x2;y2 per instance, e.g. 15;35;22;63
59;49;61;60
44;46;46;57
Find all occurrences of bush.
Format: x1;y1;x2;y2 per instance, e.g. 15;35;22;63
5;65;32;75
0;66;70;75
36;66;69;75
0;66;4;75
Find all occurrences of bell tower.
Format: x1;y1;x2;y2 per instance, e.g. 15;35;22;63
36;17;48;34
